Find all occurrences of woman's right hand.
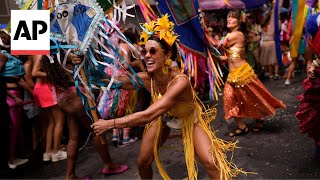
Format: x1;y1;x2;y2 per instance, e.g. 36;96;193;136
92;119;113;136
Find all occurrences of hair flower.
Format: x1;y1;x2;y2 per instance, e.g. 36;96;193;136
139;14;179;47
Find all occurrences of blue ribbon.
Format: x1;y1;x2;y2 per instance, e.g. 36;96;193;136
50;37;78;55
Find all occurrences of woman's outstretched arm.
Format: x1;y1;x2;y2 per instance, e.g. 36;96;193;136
32;55;46;78
92;76;189;135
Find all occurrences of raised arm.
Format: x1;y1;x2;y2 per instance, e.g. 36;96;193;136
92;76;190;135
31;55;46;78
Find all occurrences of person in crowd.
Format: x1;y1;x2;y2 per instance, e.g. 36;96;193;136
103;27;145;146
246;13;262;71
77;15;245;179
0;30;29;169
219;10;286;137
5;61;28;169
260;22;280;80
285;1;319;86
20;56;40;152
208;26;214;38
0;30;11;175
119;27;146;145
32;55;67;162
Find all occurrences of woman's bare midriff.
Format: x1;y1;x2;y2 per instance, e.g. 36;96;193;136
228;58;246;71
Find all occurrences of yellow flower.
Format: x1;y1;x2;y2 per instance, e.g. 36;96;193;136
139;14;179;47
155;14;171;32
143;20;156;32
139;31;149;45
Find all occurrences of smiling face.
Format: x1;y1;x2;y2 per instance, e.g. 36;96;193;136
143;40;171;74
227;13;239;30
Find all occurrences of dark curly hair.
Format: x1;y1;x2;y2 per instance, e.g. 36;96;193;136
42;55;72;91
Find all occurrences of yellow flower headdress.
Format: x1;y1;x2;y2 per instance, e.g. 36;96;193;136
139;14;179;47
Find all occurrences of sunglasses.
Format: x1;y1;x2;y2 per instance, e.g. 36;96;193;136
141;47;157;56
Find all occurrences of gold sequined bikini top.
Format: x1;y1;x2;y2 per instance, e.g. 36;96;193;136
226;46;246;59
151;75;195;118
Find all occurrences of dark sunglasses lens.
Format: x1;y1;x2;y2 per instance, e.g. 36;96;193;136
141;49;147;56
150;48;156;55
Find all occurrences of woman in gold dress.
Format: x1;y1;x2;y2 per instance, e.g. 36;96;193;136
82;15;243;179
220;10;286;137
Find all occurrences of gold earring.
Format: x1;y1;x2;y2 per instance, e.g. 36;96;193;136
162;58;172;74
162;66;169;74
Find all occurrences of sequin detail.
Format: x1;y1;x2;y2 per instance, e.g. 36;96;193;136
226;62;255;86
223;67;286;120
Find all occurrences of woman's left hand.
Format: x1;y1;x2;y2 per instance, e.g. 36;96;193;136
91;119;113;135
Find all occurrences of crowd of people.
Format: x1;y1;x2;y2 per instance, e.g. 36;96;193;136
0;0;319;179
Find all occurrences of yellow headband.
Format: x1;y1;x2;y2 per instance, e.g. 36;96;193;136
139;14;178;47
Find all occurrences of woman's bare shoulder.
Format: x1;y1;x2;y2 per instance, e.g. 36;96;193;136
228;31;245;46
230;31;244;38
169;72;190;87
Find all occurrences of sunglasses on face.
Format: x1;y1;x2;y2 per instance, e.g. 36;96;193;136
141;47;157;56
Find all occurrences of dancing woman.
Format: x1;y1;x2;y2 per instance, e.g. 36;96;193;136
80;15;244;179
219;10;286;137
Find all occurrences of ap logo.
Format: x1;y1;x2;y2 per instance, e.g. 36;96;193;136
11;10;50;55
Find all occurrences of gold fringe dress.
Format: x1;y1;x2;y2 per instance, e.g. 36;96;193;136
146;75;243;180
223;47;286;120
